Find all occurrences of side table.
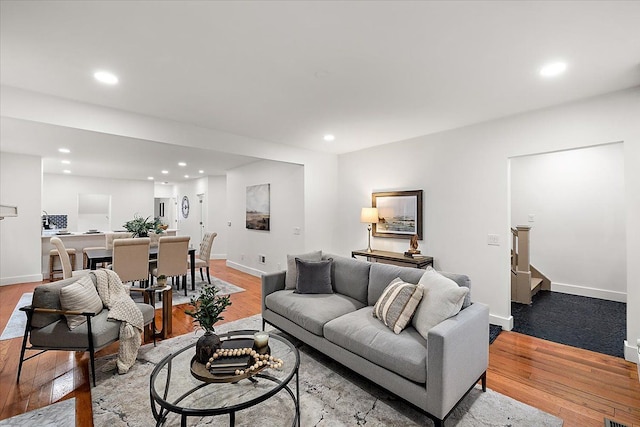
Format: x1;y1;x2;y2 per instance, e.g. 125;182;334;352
143;284;173;340
351;249;433;269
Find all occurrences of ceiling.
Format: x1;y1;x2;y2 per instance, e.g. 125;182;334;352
1;1;639;181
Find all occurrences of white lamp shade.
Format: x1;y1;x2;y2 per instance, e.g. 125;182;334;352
360;207;379;224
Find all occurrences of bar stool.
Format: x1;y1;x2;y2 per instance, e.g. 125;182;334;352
49;248;76;281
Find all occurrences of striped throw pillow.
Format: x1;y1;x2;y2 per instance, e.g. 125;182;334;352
372;278;423;334
59;275;104;330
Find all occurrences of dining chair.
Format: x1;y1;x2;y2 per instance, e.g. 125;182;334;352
50;237;91;279
105;232;133;249
112;237;151;287
151;236;190;295
188;232;217;284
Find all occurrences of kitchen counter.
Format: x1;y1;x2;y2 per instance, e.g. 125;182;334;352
41;229;177;275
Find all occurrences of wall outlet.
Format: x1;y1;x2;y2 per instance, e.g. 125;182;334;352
528;214;535;222
258;254;266;264
487;234;500;246
293;227;301;235
227;221;232;227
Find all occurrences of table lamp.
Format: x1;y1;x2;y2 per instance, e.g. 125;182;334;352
360;207;379;253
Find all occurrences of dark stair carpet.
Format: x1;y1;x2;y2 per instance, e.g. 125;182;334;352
512;290;626;358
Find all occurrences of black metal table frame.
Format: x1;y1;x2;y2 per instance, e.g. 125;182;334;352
85;247;196;295
149;330;300;427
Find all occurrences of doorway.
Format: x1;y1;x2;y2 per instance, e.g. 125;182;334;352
508;142;626;356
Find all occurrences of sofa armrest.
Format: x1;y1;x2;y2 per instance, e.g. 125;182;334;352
261;270;286;312
425;302;489;419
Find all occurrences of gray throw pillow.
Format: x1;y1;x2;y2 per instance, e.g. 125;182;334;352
285;250;322;289
294;258;334;294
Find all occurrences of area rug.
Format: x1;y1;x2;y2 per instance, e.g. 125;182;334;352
0;397;75;427
0;292;32;341
129;276;245;308
92;315;563;426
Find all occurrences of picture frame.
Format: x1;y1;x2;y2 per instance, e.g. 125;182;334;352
372;190;423;239
246;183;270;231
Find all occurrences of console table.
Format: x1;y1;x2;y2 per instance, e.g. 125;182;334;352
351;249;433;269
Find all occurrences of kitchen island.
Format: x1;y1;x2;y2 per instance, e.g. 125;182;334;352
41;230;177;277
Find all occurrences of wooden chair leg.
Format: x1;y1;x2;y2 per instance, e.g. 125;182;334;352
200;268;205;281
206;267;211;284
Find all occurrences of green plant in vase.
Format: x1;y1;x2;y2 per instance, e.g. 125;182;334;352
156;275;167;286
185;284;232;363
123;214;165;237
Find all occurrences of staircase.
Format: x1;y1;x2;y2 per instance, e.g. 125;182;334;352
511;225;551;304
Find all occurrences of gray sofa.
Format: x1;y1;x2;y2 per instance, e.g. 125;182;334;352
18;274;155;386
262;254;489;427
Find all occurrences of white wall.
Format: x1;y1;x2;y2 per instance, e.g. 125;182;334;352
174;177;207;249
207;175;228;259
43;174;154;232
511;144;626;301
226;160;305;276
0;152;42;285
335;88;640;363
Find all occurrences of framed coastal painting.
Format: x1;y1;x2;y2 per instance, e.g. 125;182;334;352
246;183;270;231
372;190;423;239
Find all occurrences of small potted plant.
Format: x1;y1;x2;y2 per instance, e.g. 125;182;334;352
185;284;232;364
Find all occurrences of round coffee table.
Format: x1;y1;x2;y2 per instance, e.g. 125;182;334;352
149;329;300;426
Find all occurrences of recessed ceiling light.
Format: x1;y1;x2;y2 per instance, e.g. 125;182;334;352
58;148;70;153
63;170;71;174
94;71;119;85
539;62;567;77
178;162;187;167
61;160;71;164
184;175;189;178
161;170;169;174
147;176;154;180
323;134;335;142
198;170;204;174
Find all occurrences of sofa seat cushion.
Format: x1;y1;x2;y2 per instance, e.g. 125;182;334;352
265;290;365;336
324;307;427;383
30;303;154;349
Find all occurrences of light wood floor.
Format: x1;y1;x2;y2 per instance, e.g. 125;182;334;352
1;260;638;426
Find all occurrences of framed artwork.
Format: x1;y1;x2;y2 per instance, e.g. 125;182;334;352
246;183;270;231
372;190;423;239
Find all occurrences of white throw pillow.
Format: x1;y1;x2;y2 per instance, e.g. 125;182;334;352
59;275;104;330
373;277;423;334
412;267;469;339
285;250;322;289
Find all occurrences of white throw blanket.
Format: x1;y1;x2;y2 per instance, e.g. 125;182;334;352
92;269;144;374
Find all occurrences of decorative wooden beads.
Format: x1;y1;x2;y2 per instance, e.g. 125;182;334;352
204;347;284;376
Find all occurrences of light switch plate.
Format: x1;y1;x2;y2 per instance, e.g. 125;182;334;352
487;234;500;246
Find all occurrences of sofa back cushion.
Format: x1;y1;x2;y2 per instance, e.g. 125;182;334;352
367;263;472;308
285;250;322;289
324;254;370;305
368;263;425;306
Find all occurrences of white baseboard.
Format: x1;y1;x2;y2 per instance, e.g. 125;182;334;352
0;273;43;286
624;340;640;365
225;260;265;278
210;253;227;260
490;313;514;331
551;282;626;302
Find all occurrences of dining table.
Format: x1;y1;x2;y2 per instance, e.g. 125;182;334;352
84;246;197;293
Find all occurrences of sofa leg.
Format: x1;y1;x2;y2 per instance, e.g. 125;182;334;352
481;371;487;392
